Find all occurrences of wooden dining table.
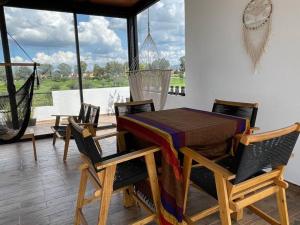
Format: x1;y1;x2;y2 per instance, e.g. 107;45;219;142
117;108;249;225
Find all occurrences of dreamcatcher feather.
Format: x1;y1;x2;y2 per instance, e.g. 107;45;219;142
243;0;273;70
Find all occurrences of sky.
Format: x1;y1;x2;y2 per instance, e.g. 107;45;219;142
0;0;185;69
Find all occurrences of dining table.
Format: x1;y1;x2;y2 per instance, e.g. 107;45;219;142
117;108;249;225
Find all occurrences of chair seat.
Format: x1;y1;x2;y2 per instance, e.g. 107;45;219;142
190;155;265;199
113;159;148;190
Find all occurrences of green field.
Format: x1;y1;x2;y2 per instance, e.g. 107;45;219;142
0;75;185;107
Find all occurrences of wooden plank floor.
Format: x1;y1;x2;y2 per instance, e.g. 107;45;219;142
1;134;300;225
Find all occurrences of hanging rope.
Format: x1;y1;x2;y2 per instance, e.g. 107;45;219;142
130;9;160;71
7;32;34;62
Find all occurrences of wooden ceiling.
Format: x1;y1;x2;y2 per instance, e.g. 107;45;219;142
2;0;159;17
88;0;140;7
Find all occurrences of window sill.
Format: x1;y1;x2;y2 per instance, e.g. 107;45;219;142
168;93;185;97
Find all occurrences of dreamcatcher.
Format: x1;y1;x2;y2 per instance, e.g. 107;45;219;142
129;9;171;110
243;0;273;70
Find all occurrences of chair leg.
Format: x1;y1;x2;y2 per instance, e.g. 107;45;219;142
276;187;289;225
97;165;116;225
215;173;231;225
63;126;71;162
52;134;57;146
145;153;161;224
182;154;192;213
232;195;244;221
32;135;37;161
232;208;244;221
74;165;89;225
123;187;136;208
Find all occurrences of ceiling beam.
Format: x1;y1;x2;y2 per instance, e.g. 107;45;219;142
2;0;160;18
133;0;160;15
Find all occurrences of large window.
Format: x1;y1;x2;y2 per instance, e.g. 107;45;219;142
0;35;6;95
4;7;80;123
137;0;185;94
77;15;130;115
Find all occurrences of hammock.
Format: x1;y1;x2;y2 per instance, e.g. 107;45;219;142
0;64;37;144
129;9;171;110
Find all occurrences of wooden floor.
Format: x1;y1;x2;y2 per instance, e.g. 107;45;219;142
1;133;300;225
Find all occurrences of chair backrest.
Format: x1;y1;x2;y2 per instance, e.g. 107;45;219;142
69;117;102;165
212;99;258;128
233;123;300;184
88;104;100;128
78;103;91;123
114;100;155;117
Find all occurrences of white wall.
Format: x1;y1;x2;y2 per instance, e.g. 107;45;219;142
185;0;300;185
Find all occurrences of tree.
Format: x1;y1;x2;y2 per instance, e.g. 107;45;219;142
38;64;53;78
15;66;32;80
80;61;88;74
105;61;124;77
151;58;170;70
73;61;88;75
52;70;62;81
57;63;72;77
93;64;105;78
179;56;185;72
0;67;6;81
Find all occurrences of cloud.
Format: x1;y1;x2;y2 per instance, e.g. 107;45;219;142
78;16;122;53
4;0;185;66
13;50;126;69
5;8;75;47
33;51;77;66
138;0;185;65
4;8;123;53
11;56;30;63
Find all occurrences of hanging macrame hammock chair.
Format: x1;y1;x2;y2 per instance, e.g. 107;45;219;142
129;9;171;110
0;32;39;144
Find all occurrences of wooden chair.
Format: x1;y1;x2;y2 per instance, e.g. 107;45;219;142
212;99;259;133
69;117;161;225
51;103;100;161
114;99;155;117
181;123;300;225
52;103;90;146
114;100;155;153
64;104;100;161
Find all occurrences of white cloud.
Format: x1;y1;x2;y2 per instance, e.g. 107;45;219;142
4;8;123;53
33;51;76;66
78;16;122;53
5;8;75;47
4;0;185;66
13;50;126;69
11;56;30;63
138;0;185;65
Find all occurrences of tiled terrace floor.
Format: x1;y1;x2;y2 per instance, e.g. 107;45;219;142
1;133;300;225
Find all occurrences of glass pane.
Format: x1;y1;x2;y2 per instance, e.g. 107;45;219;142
77;15;130;124
138;0;186;95
4;7;79;129
0;35;7;95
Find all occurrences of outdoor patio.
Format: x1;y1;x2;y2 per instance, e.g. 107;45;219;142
1;0;300;225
